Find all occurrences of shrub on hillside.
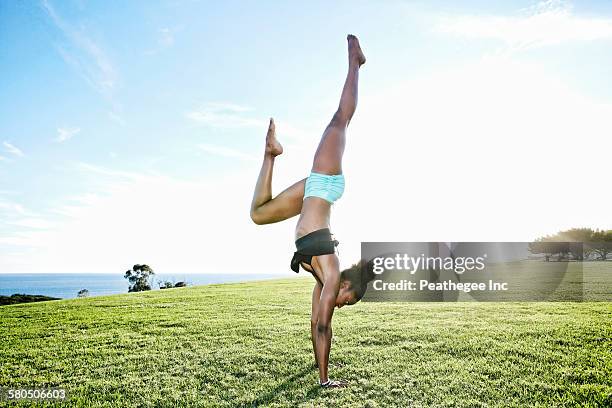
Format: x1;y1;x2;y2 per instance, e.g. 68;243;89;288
0;294;60;306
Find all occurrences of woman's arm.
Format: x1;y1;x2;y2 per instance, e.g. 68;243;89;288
315;254;341;384
311;282;323;367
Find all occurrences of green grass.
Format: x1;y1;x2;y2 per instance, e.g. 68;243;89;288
1;277;611;407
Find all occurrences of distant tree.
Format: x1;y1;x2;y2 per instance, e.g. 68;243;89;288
528;240;570;261
174;281;187;288
528;240;550;261
556;228;595;260
532;228;612;261
591;230;612;261
556;228;594;242
77;289;89;298
568;242;584;261
124;264;155;292
159;280;174;289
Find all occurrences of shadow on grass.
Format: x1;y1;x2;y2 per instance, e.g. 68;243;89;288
244;366;322;407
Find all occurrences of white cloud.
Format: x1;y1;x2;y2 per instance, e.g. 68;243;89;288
75;162;145;182
204;102;253;113
159;28;174;47
108;111;125;125
3;142;24;157
436;0;612;50
143;26;182;55
6;219;57;229
198;143;257;161
56;127;81;143
187;100;317;163
0;166;292;275
0;200;27;216
0;235;36;247
186;102;265;129
186;102;317;149
42;0;117;99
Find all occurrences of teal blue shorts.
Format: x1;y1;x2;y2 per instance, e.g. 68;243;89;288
304;172;345;204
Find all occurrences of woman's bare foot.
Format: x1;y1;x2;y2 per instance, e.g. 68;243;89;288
265;118;283;157
347;34;366;67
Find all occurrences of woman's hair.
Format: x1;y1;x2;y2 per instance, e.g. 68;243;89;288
340;259;377;302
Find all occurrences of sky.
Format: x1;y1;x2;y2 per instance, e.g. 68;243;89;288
1;0;611;274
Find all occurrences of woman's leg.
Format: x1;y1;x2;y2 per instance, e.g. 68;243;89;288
305;36;365;387
250;118;306;225
311;35;365;175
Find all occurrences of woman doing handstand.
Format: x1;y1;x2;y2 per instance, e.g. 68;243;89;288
250;34;367;388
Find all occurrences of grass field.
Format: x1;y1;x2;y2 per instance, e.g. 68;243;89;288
1;274;611;407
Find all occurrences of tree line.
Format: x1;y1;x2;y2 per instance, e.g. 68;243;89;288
528;228;612;261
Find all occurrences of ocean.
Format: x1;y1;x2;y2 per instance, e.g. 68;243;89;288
0;273;285;299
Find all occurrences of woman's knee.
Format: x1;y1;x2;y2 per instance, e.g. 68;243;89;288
250;207;266;225
329;110;349;129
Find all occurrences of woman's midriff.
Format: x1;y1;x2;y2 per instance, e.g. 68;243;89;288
295;197;332;240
